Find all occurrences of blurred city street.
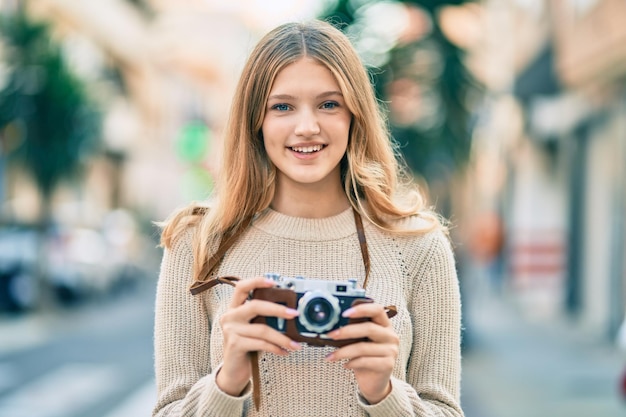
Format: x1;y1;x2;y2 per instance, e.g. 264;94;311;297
1;1;626;417
461;281;625;417
0;275;158;417
2;270;624;417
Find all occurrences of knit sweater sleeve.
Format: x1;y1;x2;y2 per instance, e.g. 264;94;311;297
359;230;464;417
152;231;251;417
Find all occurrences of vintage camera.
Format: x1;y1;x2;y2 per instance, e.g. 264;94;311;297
250;273;373;347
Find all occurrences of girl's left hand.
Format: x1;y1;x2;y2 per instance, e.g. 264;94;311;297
325;303;399;404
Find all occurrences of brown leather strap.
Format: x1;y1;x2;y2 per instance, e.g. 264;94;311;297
189;217;253;294
250;351;261;410
189;276;240;295
352;209;370;289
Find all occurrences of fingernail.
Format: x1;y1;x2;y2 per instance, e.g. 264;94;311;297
327;329;339;338
290;341;302;350
285;308;299;316
265;278;277;285
342;308;355;318
325;352;335;361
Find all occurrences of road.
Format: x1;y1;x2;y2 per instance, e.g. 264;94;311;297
0;279;157;417
4;269;624;417
460;289;625;417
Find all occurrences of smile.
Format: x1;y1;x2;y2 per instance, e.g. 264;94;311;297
289;144;326;154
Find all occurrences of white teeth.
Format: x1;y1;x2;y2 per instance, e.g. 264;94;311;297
291;145;323;153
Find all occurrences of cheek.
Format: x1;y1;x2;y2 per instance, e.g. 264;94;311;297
261;119;284;144
339;120;351;147
261;123;282;163
340;114;352;134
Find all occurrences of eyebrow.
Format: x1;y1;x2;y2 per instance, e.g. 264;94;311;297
267;91;344;101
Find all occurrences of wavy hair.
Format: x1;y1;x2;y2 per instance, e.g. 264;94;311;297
160;20;442;284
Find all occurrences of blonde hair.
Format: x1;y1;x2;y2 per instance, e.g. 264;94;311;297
160;20;442;283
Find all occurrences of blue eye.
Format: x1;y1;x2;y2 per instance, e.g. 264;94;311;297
321;101;339;109
272;103;290;111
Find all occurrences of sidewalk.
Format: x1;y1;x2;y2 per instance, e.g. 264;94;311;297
460;294;625;417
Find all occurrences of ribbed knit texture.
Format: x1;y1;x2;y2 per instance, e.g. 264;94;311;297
153;207;464;417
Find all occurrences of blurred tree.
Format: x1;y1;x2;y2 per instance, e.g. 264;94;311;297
123;0;155;18
321;0;480;215
0;7;101;227
0;7;101;307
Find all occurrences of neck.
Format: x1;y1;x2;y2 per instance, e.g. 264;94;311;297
271;182;350;218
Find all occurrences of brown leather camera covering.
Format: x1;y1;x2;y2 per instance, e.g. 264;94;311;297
250;287;372;347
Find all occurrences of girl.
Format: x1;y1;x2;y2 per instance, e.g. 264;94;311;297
154;19;464;417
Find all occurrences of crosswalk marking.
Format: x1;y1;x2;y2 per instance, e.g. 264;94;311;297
103;380;156;417
0;363;121;417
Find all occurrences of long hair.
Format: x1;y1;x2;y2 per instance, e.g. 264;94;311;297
160;20;442;284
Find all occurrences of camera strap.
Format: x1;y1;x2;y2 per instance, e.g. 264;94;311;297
189;215;254;295
187;207;397;410
352;209;371;289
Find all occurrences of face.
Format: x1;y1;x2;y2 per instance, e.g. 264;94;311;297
262;58;352;193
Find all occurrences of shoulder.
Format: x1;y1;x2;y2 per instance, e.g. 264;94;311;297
388;222;458;300
157;225;196;290
381;213;454;264
393;211;442;233
158;201;212;249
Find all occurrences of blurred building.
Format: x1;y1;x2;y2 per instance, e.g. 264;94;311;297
0;1;324;309
464;0;626;342
1;0;323;227
5;0;624;340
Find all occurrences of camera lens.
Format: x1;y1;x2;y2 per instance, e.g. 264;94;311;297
297;291;341;333
306;298;332;324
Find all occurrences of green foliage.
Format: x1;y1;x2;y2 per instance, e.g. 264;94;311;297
176;121;210;164
321;0;480;185
0;9;101;200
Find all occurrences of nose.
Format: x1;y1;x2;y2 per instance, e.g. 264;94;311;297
294;109;320;137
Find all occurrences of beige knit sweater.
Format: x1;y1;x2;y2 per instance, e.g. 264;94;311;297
153;207;464;417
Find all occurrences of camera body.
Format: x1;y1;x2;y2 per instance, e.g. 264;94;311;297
250;273;372;347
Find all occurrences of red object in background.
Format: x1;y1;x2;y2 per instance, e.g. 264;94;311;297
621;366;626;400
468;211;504;263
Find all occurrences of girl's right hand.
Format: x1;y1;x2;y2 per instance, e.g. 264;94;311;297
216;276;302;396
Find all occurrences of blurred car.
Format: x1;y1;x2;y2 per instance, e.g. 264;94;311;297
0;219;144;312
47;224;142;303
0;227;38;312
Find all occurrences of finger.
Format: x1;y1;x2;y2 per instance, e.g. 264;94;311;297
229;276;275;307
223;298;299;323
221;306;302;353
327;342;397;362
225;334;293;357
328;321;398;344
342;356;396;372
342;303;390;326
231;323;302;352
224;320;302;352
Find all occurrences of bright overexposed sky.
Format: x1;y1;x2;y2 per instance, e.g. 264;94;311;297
151;0;330;31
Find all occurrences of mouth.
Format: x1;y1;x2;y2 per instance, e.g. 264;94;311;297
288;144;326;154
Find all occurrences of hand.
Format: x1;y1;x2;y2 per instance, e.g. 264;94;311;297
324;303;399;404
216;276;302;396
